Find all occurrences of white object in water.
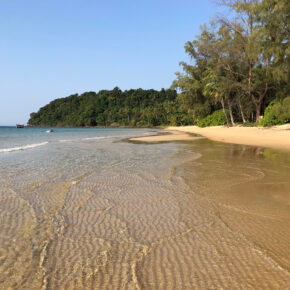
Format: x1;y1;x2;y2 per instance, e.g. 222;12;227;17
46;129;54;133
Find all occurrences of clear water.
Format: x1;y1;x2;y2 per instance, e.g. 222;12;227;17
0;126;289;289
0;126;154;151
0;126;170;190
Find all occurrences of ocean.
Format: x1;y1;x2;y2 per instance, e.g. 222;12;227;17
0;126;289;289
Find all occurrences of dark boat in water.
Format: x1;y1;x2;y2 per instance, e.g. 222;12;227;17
46;129;54;133
16;124;24;128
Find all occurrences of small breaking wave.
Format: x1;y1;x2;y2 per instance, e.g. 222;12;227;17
58;139;74;143
58;136;107;143
81;137;106;141
0;142;48;153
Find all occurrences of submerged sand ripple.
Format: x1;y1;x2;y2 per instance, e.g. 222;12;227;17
0;138;289;289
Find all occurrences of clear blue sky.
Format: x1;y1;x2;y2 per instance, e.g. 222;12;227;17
0;0;219;125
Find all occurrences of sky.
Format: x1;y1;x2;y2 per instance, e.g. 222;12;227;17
0;0;220;125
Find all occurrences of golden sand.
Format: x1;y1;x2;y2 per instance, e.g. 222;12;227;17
166;125;290;152
130;131;204;142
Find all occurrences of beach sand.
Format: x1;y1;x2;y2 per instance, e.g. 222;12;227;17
131;124;290;152
166;125;290;152
130;131;204;142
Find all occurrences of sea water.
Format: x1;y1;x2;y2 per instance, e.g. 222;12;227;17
0;126;155;151
0;126;193;289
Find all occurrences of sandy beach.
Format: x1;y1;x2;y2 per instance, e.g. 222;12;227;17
131;125;290;152
167;125;290;152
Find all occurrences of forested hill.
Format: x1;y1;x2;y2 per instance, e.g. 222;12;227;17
28;88;193;127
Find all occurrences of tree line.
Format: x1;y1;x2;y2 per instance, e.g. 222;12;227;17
172;0;289;125
28;88;194;127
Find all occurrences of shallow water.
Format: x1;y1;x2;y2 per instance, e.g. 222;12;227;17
0;128;289;289
168;140;290;289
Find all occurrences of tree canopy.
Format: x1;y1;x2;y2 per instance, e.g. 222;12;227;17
172;0;289;125
28;88;194;127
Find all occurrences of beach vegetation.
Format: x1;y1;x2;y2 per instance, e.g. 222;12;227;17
28;88;193;127
172;0;289;126
260;97;290;126
198;109;230;127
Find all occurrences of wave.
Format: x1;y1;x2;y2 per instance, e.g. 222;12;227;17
0;142;48;153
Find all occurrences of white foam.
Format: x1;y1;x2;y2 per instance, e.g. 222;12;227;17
58;139;74;143
81;137;106;141
0;142;48;153
58;136;106;143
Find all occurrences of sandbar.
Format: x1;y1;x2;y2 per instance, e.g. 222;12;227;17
130;131;204;142
132;124;290;152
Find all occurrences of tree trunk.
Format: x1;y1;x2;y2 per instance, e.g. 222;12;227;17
255;102;261;123
221;97;229;125
238;95;246;123
227;99;235;126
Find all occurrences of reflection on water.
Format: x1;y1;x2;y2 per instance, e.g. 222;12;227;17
178;139;290;288
0;134;289;289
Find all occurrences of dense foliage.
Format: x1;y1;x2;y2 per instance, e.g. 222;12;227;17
172;0;289;126
260;97;290;126
198;109;230;127
28;88;194;127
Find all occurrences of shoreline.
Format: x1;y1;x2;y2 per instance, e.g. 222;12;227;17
131;124;290;152
131;126;290;287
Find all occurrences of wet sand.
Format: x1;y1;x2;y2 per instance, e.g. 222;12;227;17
0;134;290;289
173;140;290;289
130;130;204;142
